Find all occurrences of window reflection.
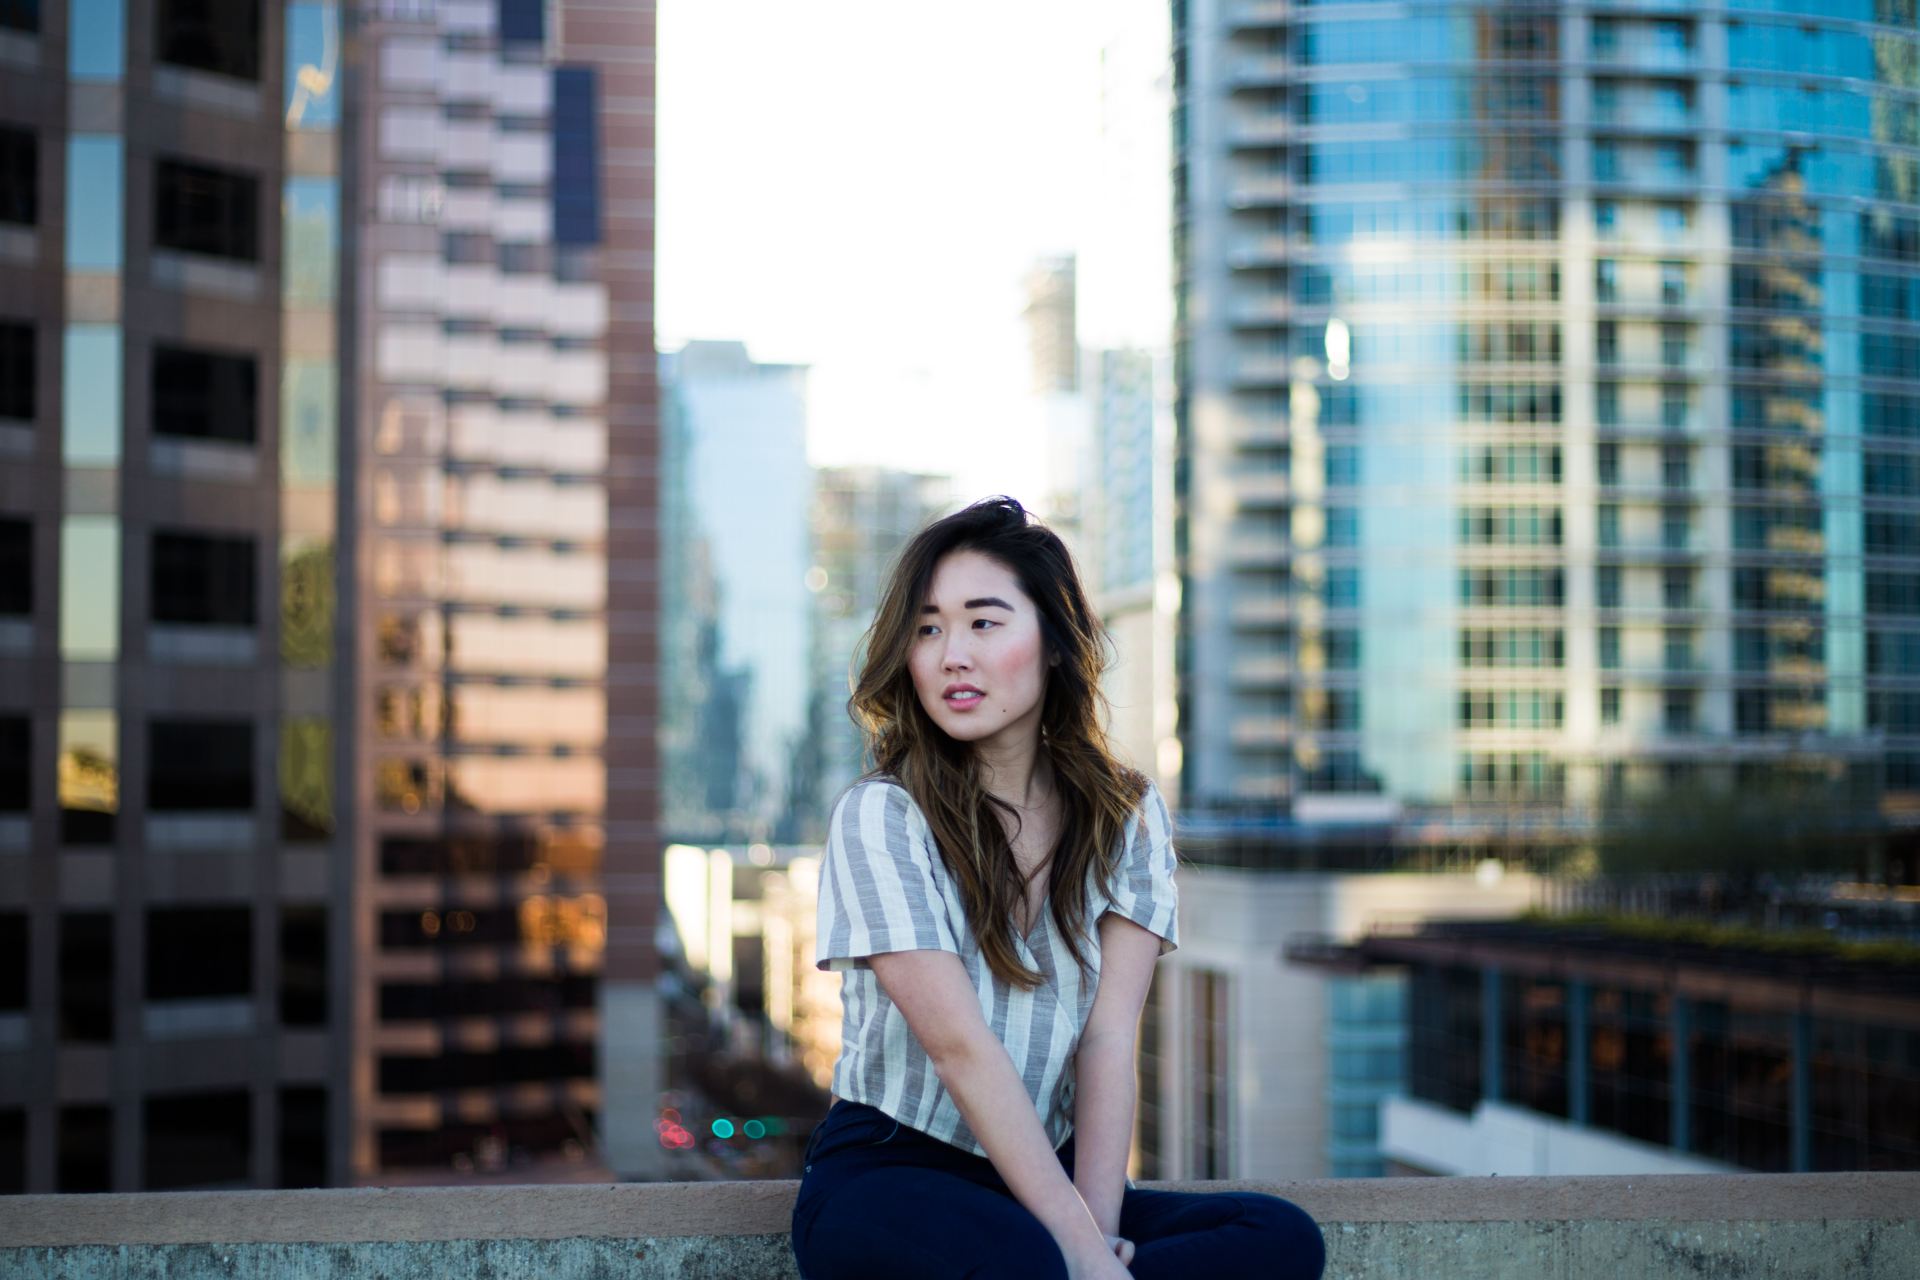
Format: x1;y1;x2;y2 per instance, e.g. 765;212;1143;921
372;536;441;599
446;757;604;815
443;545;605;608
58;710;118;843
281;537;334;667
280;717;334;840
447;613;602;677
445;474;606;541
285;3;340;129
68;0;125;79
374;684;442;742
376;609;443;669
283;180;338;306
375;757;439;814
281;360;338;489
64;139;124;269
62;326;122;465
59;517;120;661
450;685;604;747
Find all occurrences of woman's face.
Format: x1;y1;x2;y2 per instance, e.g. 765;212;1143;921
909;549;1050;751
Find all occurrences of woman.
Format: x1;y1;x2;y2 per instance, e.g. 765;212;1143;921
791;497;1324;1280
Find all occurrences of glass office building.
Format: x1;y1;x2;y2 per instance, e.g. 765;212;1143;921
1174;0;1920;847
0;0;348;1191
0;0;660;1191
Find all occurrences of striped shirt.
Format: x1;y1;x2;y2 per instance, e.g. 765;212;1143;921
816;776;1179;1155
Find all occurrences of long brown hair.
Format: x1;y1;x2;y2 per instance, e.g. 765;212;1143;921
849;496;1147;989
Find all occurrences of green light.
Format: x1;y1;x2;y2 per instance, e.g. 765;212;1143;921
743;1120;766;1140
764;1117;787;1136
711;1118;735;1140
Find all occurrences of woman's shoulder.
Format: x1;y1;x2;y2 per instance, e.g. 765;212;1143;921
828;774;926;833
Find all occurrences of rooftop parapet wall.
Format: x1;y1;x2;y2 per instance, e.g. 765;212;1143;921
3;1173;1916;1279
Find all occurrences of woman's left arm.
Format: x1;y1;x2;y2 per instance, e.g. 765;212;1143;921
1072;912;1164;1239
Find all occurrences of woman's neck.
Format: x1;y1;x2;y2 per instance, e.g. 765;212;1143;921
978;737;1053;810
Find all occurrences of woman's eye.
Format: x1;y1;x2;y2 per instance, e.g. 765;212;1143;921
973;619;997;631
917;624;939;637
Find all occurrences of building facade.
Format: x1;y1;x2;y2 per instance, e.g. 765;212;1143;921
0;0;350;1192
352;0;659;1183
1173;0;1920;842
0;0;659;1191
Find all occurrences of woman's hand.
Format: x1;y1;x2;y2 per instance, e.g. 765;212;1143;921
1062;1236;1135;1279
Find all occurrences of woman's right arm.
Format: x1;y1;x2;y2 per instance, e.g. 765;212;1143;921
868;948;1131;1280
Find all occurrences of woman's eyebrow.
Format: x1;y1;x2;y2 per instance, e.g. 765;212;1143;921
920;596;1016;614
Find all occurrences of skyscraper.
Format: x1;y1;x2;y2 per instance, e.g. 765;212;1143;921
0;0;660;1191
352;0;659;1184
1173;1;1919;851
1;0;351;1193
658;341;811;846
801;464;950;827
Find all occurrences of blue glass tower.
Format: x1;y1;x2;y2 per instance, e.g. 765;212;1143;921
1174;0;1920;849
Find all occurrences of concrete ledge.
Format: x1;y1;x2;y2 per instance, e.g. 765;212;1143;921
3;1173;1917;1278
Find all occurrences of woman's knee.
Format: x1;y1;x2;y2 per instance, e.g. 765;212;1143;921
1229;1193;1325;1280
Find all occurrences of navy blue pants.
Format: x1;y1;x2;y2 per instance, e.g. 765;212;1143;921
790;1101;1325;1280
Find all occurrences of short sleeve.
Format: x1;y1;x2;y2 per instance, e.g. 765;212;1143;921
816;780;962;972
1103;781;1179;955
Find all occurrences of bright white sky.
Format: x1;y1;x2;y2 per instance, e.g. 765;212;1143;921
656;0;1105;509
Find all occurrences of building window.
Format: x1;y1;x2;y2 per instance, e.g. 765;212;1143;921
1601;686;1621;725
146;906;250;1000
155;158;260;262
156;0;261;81
1596;380;1619;425
0;581;28;692
1596;259;1617;303
145;1091;250;1190
1597;504;1620;548
1596;442;1620;486
152;345;257;444
1661;324;1687;367
0;1110;19;1196
498;0;543;42
0;718;24;811
1663;689;1695;733
1662;383;1688;429
1596;320;1618;364
0;912;23;1015
1599;626;1621;670
279;906;326;1026
1664;627;1693;671
1597;565;1622;609
279;1086;327;1189
59;913;112;1042
552;66;601;247
0;321;33;422
147;720;253;811
1660;261;1686;305
152;530;256;627
0;125;34;227
58;1105;112;1193
1663;567;1691;609
1662;507;1689;550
